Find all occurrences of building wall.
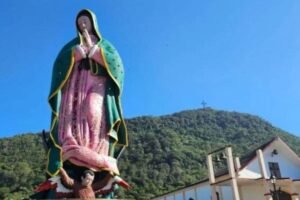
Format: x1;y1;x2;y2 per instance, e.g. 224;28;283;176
245;141;300;179
195;184;211;200
166;195;174;200
153;183;237;200
153;183;212;200
295;184;300;194
174;192;184;200
239;184;265;200
219;185;233;200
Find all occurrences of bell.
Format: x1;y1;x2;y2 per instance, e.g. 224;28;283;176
220;152;227;159
215;155;221;162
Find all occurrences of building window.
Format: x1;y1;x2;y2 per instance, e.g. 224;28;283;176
268;162;281;178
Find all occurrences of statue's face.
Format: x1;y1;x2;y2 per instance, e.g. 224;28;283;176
77;15;92;33
81;173;94;187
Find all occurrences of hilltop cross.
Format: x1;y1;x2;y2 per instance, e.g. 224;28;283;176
201;101;207;109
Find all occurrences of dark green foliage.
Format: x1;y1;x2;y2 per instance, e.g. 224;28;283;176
0;133;47;199
0;108;300;199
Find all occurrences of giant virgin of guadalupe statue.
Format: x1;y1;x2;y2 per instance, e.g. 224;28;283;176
34;9;129;199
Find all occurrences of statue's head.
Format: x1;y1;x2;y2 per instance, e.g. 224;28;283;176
76;9;101;40
81;170;95;187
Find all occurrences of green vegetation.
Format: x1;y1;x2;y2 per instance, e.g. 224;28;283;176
0;134;46;199
0;108;300;199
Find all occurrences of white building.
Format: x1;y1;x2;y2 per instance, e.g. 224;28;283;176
152;137;300;200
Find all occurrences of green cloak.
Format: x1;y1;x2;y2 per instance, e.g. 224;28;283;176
47;9;128;176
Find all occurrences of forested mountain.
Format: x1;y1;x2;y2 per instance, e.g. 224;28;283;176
1;108;300;199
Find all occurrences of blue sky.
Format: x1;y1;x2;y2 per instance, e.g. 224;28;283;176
0;0;300;138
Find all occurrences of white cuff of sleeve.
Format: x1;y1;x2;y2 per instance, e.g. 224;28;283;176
88;45;99;58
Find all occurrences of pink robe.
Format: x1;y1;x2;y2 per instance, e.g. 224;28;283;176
57;45;119;174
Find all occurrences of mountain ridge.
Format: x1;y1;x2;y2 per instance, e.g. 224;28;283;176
0;108;299;199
